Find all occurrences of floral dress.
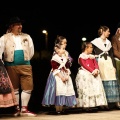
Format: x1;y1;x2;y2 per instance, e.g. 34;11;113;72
0;59;17;107
75;53;107;108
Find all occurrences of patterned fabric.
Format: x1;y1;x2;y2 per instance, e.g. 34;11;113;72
0;66;11;94
102;81;120;102
75;67;107;108
75;53;107;108
0;59;17;107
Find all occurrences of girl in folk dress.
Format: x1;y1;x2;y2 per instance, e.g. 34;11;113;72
42;43;77;114
75;42;107;112
91;26;120;109
54;35;77;96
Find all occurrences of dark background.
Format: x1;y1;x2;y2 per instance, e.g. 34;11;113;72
0;1;120;57
0;1;120;113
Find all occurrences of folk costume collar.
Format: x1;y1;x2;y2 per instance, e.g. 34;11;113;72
91;37;112;52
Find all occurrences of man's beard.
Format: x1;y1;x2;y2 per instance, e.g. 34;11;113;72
18;28;22;33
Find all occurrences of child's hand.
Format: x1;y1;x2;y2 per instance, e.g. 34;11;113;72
61;76;69;83
65;76;69;81
61;77;67;83
93;73;98;77
92;69;99;77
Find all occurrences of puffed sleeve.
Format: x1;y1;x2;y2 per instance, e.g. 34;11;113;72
79;58;94;73
93;59;99;69
51;60;59;70
51;60;60;75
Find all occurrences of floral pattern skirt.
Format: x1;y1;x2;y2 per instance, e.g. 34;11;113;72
75;69;107;108
0;59;17;108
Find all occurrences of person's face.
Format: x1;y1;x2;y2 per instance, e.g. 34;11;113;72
11;23;22;34
61;39;67;48
118;28;120;33
116;28;120;35
57;45;65;56
86;44;93;54
103;29;110;38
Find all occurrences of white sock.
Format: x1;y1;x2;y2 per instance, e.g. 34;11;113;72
21;90;31;111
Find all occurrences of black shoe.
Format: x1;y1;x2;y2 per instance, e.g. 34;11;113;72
91;108;98;113
61;111;69;115
97;106;110;111
104;107;111;111
115;106;120;110
47;111;61;115
85;109;93;113
83;108;98;113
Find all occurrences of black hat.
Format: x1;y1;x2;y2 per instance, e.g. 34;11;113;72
7;16;24;27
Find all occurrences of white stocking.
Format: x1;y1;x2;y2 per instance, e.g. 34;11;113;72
21;90;31;111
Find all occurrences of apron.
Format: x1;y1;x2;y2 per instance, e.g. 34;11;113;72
98;56;116;81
